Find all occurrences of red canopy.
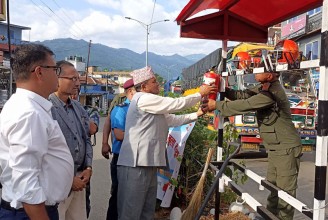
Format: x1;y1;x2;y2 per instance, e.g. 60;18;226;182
176;0;323;42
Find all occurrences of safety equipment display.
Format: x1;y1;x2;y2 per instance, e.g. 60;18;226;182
273;39;299;64
234;51;252;69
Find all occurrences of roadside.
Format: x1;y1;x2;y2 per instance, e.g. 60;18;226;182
89;117;327;219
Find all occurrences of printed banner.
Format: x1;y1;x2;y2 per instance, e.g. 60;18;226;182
156;122;195;207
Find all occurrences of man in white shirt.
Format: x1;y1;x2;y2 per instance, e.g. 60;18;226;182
117;66;215;220
0;44;74;220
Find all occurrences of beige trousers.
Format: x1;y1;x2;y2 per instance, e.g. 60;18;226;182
58;189;87;220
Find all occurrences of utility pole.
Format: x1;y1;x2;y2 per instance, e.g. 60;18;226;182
6;0;12;97
85;40;92;82
106;73;108;92
84;40;91;105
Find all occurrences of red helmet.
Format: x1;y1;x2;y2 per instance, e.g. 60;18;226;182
274;39;299;63
235;52;251;69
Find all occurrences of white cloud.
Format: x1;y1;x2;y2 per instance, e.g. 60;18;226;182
85;0;121;10
10;0;228;56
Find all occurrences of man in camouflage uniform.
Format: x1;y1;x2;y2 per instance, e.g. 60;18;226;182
208;60;302;220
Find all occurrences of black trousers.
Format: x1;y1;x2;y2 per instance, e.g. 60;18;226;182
106;153;119;220
0;199;58;220
86;181;91;218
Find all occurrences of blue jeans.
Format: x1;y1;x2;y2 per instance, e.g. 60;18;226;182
0;205;59;220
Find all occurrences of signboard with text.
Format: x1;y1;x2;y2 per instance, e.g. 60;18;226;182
281;15;307;39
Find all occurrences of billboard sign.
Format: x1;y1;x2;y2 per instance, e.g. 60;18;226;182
0;0;6;21
281;14;306;39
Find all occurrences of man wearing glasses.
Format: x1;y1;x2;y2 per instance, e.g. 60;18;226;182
0;44;74;220
49;61;93;220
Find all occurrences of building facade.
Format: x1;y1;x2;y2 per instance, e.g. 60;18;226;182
66;55;86;75
0;22;30;110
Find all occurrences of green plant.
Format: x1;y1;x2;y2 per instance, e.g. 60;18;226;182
222;123;248;185
176;112;248;209
156;93;247;210
177;112;217;206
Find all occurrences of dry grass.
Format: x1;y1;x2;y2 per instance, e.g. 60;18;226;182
181;149;214;220
200;211;250;220
181;177;205;220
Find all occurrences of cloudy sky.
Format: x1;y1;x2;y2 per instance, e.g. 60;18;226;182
10;0;237;56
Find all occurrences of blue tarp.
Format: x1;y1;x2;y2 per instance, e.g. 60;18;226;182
80;89;108;95
164;76;180;96
107;93;115;100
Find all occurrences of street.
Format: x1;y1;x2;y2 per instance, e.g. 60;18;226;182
241;153;328;220
0;116;326;219
89;117;328;219
88;116;112;220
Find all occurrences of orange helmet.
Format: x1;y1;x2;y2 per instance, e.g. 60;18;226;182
274;39;299;63
235;51;251;69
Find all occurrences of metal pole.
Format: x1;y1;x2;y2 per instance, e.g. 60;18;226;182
146;25;149;67
313;0;328;219
86;40;92;78
124;17;168;67
6;0;12;97
85;40;91;105
215;40;228;220
195;143;241;220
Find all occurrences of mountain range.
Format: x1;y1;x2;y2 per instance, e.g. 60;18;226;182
37;38;206;79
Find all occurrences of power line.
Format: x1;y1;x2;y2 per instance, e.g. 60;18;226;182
37;0;82;37
149;0;156;31
29;0;80;39
51;0;85;34
150;0;156;24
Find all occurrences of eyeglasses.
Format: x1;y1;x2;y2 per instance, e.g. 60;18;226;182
31;65;61;76
58;76;80;82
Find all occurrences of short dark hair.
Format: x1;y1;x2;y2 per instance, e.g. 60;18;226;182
134;84;142;92
11;44;54;81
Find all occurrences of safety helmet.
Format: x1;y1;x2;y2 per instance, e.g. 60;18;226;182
273;39;299;64
235;51;251;69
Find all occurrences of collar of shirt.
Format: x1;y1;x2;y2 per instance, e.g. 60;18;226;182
58;96;73;110
124;99;131;105
16;88;52;112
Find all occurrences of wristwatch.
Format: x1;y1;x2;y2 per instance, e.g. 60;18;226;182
86;166;92;175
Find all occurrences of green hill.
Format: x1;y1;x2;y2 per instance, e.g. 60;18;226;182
37;38;204;79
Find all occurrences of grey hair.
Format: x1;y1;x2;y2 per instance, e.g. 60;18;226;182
56;60;74;76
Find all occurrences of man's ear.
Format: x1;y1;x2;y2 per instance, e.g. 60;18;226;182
34;69;43;80
267;73;274;81
141;82;147;91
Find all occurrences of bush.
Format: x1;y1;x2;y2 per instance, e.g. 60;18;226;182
173;110;247;211
158;93;247;213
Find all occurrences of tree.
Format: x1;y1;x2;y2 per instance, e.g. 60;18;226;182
155;73;165;85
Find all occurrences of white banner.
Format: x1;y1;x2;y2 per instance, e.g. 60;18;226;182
156;122;195;207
